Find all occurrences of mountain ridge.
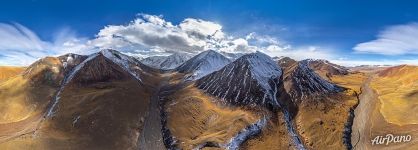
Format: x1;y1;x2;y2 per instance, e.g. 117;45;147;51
176;50;231;80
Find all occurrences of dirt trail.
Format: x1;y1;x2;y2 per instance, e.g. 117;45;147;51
351;75;377;150
138;74;169;150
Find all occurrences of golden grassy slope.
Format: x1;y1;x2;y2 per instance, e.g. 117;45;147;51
0;66;25;83
0;55;161;149
0;57;64;146
0;76;54;124
295;90;358;149
330;72;367;94
371;65;418;125
0;58;63;124
0;76;154;150
165;85;260;150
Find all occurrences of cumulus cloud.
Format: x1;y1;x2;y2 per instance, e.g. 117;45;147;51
0;13;337;66
89;14;223;54
354;23;418;55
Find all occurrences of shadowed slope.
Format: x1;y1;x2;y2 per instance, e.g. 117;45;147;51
277;57;359;149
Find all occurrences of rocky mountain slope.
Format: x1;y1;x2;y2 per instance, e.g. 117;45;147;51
1;49;414;150
277;57;360;149
305;59;349;80
195;51;284;108
141;52;192;70
190;52;306;149
0;49;163;149
279;57;344;103
220;51;246;60
176;50;231;80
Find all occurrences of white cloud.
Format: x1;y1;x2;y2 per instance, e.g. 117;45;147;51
89;14;225;54
263;45;335;60
0;23;87;66
179;18;224;40
0;23;46;52
354;22;418;55
0;14;338;66
330;59;418;67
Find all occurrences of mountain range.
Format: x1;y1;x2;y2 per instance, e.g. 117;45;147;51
0;49;416;150
140;52;192;70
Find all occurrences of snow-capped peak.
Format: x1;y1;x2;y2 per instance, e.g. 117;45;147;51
240;51;282;91
272;56;285;62
220;51;246;60
100;49;142;82
176;50;231;80
159;52;192;69
195;51;283;107
141;52;192;70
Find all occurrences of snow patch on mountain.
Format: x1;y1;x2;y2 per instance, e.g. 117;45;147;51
141;56;168;68
246;52;282;92
195;51;283;107
141;53;192;70
160;53;192;69
300;60;338;89
220;51;246;60
46;53;99;117
101;49;143;82
47;49;145;117
277;57;343;102
177;50;231;80
224;117;267;150
272;56;285;62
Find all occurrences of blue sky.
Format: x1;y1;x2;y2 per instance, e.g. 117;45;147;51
1;0;418;66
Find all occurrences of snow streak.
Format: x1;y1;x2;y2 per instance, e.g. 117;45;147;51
224;117;267;150
46;53;99;117
101;49;142;82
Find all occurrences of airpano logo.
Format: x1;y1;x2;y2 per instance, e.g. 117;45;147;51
371;134;412;145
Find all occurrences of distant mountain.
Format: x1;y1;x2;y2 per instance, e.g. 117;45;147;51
159;53;193;69
195;51;283;108
278;57;343;103
133;56;144;61
141;56;168;68
141;53;192;70
272;56;284;62
276;56;297;68
176;50;231;80
377;64;417;78
305;59;349;79
220;51;246;60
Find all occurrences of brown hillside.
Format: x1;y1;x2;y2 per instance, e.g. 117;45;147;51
0;66;25;83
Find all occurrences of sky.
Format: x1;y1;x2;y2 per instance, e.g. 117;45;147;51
1;0;418;66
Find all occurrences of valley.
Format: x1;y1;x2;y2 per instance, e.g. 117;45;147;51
138;73;168;150
351;75;378;150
